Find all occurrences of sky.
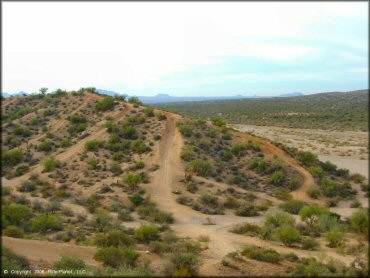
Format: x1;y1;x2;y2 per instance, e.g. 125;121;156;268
2;2;368;97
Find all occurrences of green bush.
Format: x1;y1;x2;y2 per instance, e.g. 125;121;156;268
137;205;174;224
187;160;212;177
265;210;295;228
43;157;61;172
211;117;226;127
5;135;20;147
299;205;329;226
235;204;259;217
60;139;71;148
268;170;286;186
86;194;100;213
308;166;324;179
135;225;160;243
231;223;261;236
121;123;137;139
96;97;115;111
301;237;319;250
299;151;317;166
350;209;368;235
274;225;301;246
54;256;87;271
38;140;53;152
123;173;142;189
31;213;62;232
169;252;200;276
110;162;123;176
131;139;148;153
325;228;345;248
2;148;23;166
241;246;282;264
95;229;133;247
307;187;321;199
3;203;31;226
94;247;139;268
3;226;25;238
14;165;29;177
128;96;142;105
69;114;87;124
85;140;104;151
143;107;155;117
180;148;194;161
279;200;307;215
112;151;126;162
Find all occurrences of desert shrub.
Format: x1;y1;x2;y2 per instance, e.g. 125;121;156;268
307;187;321;199
187;160;212;177
110;162;123;176
121;124;137;139
231;223;261;236
2;148;23;166
3;203;31;226
92;210;113;232
129;194;144;206
198;138;211;151
308;166;324;179
86;194;100;213
176;121;194;137
85;140;104;151
299;205;329;226
135;225;160;243
123;173;142;189
257;160;270;173
316;214;340;233
54;256;87;271
131;139;148;153
88;159;100;170
128;96;142;105
112;151;126;162
149;241;171;254
265;210;295;228
5;135;20;147
143;107;155;117
273;188;292;201
59;139;71;148
279;200;307;215
268;170;286;186
350;209;368;235
211;117;226;127
274;225;301;246
13;126;31;137
94;247;139;268
38;139;53;152
14;165;29;176
2;247;30;271
325;228;345;248
156;112;167;120
301;237;319;250
299;151;317;166
350;173;365;183
3;226;25;238
43;157;61;172
68;123;87;134
321;161;337;173
127;115;145;125
96;97;115;111
168;252;200;276
69;114;87;124
199;192;219;207
137;205;174;224
180;148;194;161
241;246;282;264
95;229;133;247
235;204;259;217
31;213;62;232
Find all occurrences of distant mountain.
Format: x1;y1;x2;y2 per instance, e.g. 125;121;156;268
278;92;304;97
2;91;28;98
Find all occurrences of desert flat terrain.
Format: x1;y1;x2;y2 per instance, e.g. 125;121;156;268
230;124;369;178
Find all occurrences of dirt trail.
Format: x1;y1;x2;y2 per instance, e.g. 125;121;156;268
145;115;354;272
2;236;100;267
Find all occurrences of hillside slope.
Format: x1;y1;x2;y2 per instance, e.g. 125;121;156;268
1;89;368;276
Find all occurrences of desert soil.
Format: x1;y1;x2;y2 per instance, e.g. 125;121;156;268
230;124;369;178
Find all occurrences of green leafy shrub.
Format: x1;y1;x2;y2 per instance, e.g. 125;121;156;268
128;96;142;105
241;246;282;264
265;210;295;228
131;139;148;153
301;237;319;250
187;160;212;177
123;173;142;189
268;170;286;186
279;200;307;215
84;140;104;151
350;209;368;235
54;256;87;271
137;205;174;224
135;225;160;243
94;247;139;268
43;157;61;172
2;148;23;166
169;252;200;276
235;204;259;217
95;229;133;247
299;151;317;166
3;226;25;238
231;223;261;236
96;97;115;111
307;187;321;199
3;203;31;226
14;165;29;177
38;140;53;152
274;225;301;246
325;228;345;248
299;205;329;226
110;162;123;176
31;213;62;232
211;117;226;127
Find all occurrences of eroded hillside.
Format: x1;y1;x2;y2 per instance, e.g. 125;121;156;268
1;89;368;276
